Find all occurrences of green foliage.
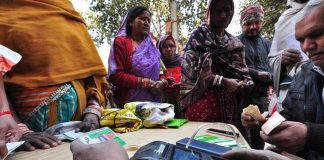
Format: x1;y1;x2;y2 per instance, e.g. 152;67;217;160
87;0;207;48
177;0;207;50
240;0;286;39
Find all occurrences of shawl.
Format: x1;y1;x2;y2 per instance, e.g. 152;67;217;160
205;0;234;27
157;35;182;68
0;0;107;87
0;0;108;121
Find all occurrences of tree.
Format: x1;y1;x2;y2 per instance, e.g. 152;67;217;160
239;0;286;39
86;0;207;50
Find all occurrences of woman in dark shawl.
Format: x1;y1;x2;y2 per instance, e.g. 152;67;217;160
181;0;253;126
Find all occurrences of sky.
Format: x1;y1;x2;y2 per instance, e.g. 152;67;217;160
70;0;242;69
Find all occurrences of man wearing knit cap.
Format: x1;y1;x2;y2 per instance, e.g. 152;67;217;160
238;4;272;150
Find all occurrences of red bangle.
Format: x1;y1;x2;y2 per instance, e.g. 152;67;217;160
0;111;12;117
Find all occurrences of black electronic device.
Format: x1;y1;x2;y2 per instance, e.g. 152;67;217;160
130;140;232;160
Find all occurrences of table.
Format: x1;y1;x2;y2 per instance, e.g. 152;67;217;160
7;122;250;160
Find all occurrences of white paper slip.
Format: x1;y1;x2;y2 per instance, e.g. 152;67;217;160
261;111;285;135
6;141;25;154
63;130;86;141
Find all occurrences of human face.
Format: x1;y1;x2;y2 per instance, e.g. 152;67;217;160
130;11;151;38
162;39;176;60
242;20;263;37
210;0;233;32
295;8;324;69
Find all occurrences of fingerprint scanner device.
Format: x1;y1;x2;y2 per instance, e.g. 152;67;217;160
130;139;232;160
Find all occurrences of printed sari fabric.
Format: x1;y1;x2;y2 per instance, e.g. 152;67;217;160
181;23;251;125
8;85;78;132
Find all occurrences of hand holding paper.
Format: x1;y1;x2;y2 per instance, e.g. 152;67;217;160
261;112;285;135
241;105;267;129
260;121;307;153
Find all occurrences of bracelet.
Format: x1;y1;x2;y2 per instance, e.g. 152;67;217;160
218;76;223;86
161;79;168;87
0;111;12;117
87;104;103;113
88;99;100;106
83;108;101;118
141;78;146;88
138;77;142;88
212;75;219;86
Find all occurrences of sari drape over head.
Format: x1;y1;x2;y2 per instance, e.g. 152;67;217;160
156;35;182;68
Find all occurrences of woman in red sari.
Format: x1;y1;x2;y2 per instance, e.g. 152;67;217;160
108;6;167;108
181;0;253;127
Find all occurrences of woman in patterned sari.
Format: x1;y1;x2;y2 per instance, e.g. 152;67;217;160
181;0;253;127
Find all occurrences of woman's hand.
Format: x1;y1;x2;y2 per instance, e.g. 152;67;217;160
77;113;100;132
222;78;241;93
0;114;22;142
141;78;155;88
0;138;8;159
19;132;62;151
150;80;167;95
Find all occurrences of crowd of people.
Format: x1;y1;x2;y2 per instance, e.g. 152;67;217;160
1;0;324;159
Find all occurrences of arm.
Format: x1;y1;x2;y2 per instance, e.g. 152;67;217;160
77;76;108;132
0;77;21;142
70;140;129;160
0;138;8;159
222;149;291;160
306;123;324;153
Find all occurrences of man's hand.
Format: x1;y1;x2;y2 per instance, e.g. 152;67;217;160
281;49;301;66
222;149;290;160
257;72;272;82
241;112;264;129
76;113;100;132
19;132;62;151
260;121;307;153
70;140;129;160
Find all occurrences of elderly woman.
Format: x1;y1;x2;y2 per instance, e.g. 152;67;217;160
108;6;167;107
181;0;253;126
157;35;182;118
